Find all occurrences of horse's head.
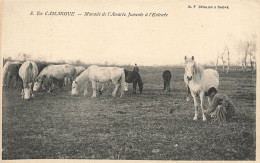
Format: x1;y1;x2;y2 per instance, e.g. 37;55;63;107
71;80;79;95
33;75;46;91
33;78;42;91
184;56;196;81
22;83;33;100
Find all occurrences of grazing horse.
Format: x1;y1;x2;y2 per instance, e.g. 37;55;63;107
33;64;77;92
75;66;86;76
184;56;219;121
19;61;38;100
162;70;171;92
2;61;22;88
124;69;143;94
71;65;125;97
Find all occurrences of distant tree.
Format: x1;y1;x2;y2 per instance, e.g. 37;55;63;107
235;35;256;73
216;45;230;73
248;39;256;72
216;51;219;70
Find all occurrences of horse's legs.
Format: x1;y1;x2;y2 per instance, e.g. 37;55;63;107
207;96;211;108
124;82;128;92
168;81;171;92
200;92;207;121
191;91;198;120
13;75;17;87
48;77;54;93
186;85;191;101
99;83;104;95
133;82;137;94
164;80;167;91
112;82;120;97
83;83;89;97
91;81;97;97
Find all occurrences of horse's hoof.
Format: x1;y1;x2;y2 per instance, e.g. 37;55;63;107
193;117;198;121
91;95;96;98
203;118;207;122
32;94;35;98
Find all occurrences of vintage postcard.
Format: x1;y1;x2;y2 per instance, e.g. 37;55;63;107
1;0;259;162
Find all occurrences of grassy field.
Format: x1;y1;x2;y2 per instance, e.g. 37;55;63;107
2;66;256;160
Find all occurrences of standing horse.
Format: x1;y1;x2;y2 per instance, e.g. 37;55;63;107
124;69;143;94
184;56;219;121
33;64;77;92
2;61;22;88
19;61;38;100
162;70;171;92
71;65;125;97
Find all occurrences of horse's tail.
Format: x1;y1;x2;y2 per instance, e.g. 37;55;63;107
120;69;126;96
24;62;33;84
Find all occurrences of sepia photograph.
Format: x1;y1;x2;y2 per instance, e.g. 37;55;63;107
1;0;259;162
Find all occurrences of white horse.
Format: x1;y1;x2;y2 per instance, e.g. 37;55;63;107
71;65;125;97
33;64;77;92
184;56;219;121
19;61;38;100
2;61;22;88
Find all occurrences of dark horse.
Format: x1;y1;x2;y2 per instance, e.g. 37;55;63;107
124;69;143;94
162;70;171;92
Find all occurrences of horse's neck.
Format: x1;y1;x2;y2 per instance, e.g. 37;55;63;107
77;71;89;85
194;65;204;81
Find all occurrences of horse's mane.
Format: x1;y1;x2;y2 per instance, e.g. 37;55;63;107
194;62;204;76
74;66;92;90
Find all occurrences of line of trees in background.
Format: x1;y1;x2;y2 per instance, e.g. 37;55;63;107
2;53;134;70
216;35;256;73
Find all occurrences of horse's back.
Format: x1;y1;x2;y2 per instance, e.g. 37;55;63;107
88;66;124;82
202;69;219;90
163;70;171;79
19;61;38;81
40;64;69;79
64;64;77;76
75;66;86;75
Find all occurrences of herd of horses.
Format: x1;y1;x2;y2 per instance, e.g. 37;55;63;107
2;56;220;121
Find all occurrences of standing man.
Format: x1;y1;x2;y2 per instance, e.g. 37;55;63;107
133;63;139;72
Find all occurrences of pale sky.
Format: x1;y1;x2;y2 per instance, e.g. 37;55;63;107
1;0;259;66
